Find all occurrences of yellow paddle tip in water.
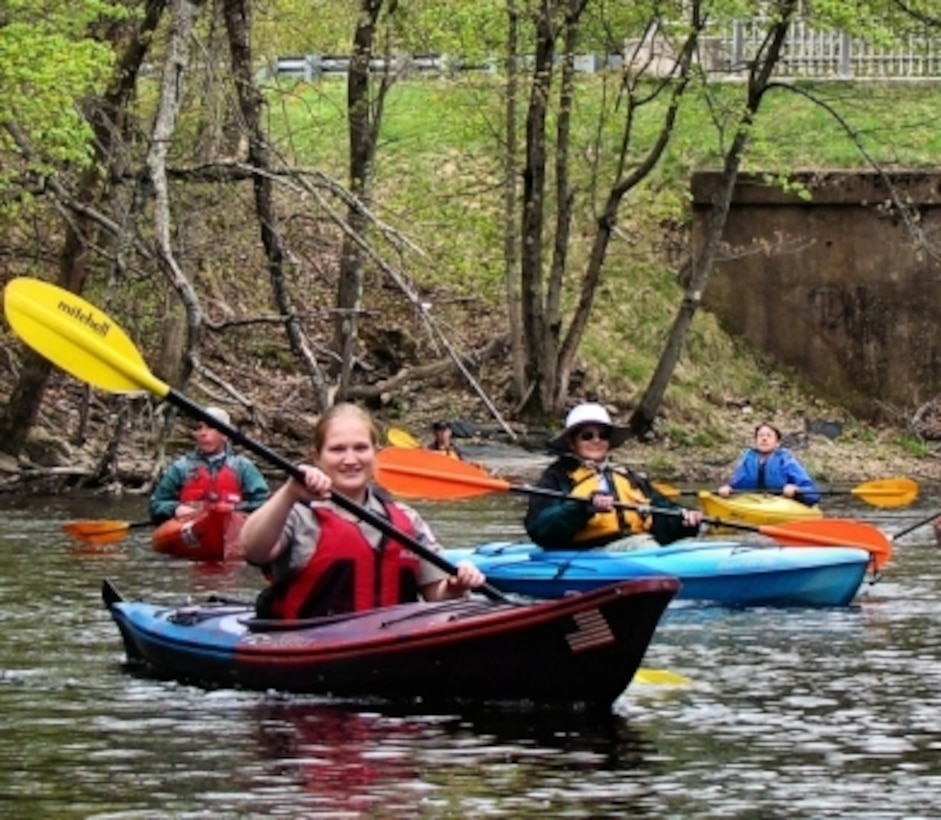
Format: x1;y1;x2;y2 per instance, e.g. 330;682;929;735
634;668;692;686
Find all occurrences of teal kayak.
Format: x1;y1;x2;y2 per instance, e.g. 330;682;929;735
442;540;872;607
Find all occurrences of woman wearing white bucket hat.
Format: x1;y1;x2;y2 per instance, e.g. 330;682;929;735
525;402;702;549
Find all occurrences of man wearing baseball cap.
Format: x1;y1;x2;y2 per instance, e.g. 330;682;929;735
149;406;270;524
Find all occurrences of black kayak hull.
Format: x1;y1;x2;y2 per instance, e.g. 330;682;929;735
103;576;679;707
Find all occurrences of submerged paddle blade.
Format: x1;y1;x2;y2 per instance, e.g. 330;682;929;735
376;447;508;499
62;518;152;546
634;668;692;687
62;519;132;546
760;518;893;570
3;278;167;396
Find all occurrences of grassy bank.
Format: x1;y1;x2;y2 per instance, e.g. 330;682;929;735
261;75;941;475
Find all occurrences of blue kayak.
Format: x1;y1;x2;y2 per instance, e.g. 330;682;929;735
443;540;873;607
102;576;679;706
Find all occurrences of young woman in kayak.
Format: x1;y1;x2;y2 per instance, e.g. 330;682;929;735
238;402;486;618
524;402;703;550
717;422;821;506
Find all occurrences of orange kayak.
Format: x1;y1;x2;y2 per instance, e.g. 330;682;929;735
152;505;246;562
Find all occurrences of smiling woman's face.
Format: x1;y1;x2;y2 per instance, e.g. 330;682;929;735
314;412;376;502
571;425;611;460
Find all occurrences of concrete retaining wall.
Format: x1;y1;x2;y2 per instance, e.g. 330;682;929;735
692;170;941;421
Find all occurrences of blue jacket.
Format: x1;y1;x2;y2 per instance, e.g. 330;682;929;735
728;447;821;506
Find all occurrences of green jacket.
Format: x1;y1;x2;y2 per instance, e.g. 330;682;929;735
148;445;270;524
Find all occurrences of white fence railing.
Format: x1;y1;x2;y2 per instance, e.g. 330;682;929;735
269;21;941;82
719;19;941;78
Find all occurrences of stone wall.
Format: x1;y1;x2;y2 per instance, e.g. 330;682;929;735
692;171;941;421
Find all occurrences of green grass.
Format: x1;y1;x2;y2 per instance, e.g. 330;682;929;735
263;75;941;443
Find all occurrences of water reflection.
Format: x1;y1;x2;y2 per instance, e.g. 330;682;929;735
249;698;663;816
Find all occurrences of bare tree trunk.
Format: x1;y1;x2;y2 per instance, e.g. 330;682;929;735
543;13;580;411
222;0;331;410
335;0;387;400
147;0;203;389
519;0;591;418
503;0;526;401
630;0;800;435
557;13;702;412
519;6;556;417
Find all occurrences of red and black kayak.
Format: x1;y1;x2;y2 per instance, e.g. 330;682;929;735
102;575;679;707
151;505;246;562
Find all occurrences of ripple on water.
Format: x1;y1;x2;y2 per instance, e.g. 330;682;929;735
2;495;941;817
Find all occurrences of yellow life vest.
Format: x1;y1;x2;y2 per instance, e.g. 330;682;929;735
429;445;462;460
568;465;652;543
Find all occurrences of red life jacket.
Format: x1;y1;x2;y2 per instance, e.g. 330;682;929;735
260;502;422;619
179;459;243;506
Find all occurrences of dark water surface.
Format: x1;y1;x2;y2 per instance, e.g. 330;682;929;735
1;491;939;818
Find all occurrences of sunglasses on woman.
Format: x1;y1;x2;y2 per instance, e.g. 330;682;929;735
576;427;610;442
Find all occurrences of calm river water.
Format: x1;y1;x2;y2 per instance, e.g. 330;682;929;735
1;488;939;818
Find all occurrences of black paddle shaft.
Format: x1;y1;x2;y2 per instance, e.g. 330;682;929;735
892;509;941;541
171;392;511;603
512;483;728;529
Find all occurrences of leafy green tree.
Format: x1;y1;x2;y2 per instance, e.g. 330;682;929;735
0;0;121;202
0;0;154;458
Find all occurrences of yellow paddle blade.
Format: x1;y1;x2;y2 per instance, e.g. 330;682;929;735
3;278;168;396
850;477;918;509
682;477;918;508
386;427;420;448
634;668;691;686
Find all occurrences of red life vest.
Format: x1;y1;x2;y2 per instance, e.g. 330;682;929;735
179;459;243;506
260;502;422;619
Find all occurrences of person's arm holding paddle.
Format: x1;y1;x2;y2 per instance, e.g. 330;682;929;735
239;465;329;565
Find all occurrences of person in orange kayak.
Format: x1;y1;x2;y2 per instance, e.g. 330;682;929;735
426;419;466;460
717;422;821;506
238;402;486;619
525;402;703;550
148;406;270;525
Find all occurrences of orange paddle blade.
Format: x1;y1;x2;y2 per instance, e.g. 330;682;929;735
758;518;892;570
376;447;507;499
61;518;151;546
62;519;132;546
